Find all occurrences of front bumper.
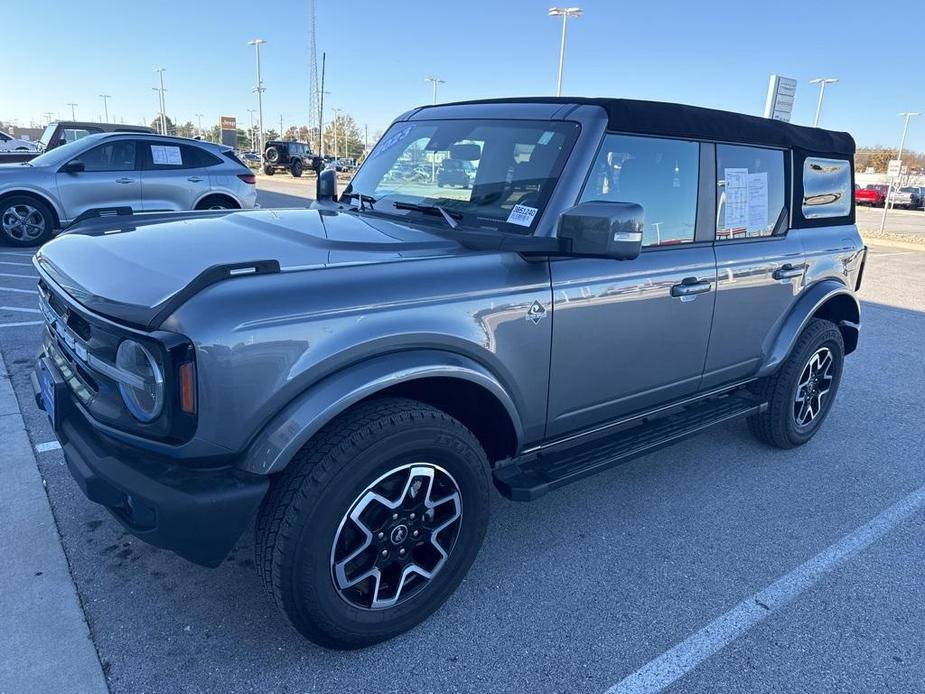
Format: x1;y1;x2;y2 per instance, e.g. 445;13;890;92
32;357;268;567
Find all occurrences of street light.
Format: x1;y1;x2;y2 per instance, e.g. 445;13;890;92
248;39;267;159
154;68;168;135
878;111;920;234
67;103;78;120
247;109;256;151
809;78;837;127
425;76;446;105
98;94;111;123
548;7;582;97
332;107;343;160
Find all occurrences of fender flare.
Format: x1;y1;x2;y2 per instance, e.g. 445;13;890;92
238;349;524;475
757;280;860;378
0;187;63;228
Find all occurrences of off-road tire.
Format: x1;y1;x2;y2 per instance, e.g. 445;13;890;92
0;194;55;247
747;318;844;449
263;164;275;176
254;397;491;649
265;146;281;164
290;159;303;177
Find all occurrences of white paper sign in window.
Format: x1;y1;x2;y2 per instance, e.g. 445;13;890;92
151;145;183;166
746;172;769;236
723;167;749;232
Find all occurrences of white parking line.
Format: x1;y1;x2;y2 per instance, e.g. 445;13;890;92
0;321;43;328
0;261;33;267
0;271;36;279
0;287;38;295
0;252;34;258
1;306;41;314
35;440;61;453
605;482;925;694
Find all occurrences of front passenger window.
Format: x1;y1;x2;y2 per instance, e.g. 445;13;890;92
580;134;699;247
78;141;137;172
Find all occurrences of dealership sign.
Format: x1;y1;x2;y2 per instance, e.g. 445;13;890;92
763;75;797;123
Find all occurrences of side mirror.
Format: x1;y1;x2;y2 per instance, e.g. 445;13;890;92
316;166;337;201
62;159;85;174
557;201;644;260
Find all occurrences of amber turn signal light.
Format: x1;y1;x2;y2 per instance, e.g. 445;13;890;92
179;362;197;415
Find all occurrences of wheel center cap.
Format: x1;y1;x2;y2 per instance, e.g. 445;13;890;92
390;524;409;545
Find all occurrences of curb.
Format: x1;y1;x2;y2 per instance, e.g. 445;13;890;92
0;353;108;694
859;235;925;252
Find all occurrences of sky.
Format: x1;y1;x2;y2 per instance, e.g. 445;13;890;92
4;0;925;151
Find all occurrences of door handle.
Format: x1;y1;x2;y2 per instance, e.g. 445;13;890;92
772;264;804;280
115;177;134;184
670;277;712;298
187;176;204;183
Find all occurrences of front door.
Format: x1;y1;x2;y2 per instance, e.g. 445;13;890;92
55;139;140;223
546;133;716;438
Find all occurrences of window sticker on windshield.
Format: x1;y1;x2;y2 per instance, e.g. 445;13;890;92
151;145;182;166
538;131;555;145
506;204;538;227
369;124;415;160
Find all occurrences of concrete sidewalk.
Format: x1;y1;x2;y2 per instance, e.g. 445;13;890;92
0;353;107;694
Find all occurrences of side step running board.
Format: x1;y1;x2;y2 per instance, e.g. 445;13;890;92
494;392;767;501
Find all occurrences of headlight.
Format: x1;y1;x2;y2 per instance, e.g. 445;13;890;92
116;340;164;423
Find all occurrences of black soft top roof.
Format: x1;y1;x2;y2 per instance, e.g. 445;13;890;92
435;97;855;156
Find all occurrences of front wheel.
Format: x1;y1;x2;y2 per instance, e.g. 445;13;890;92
291;160;303;177
748;318;845;449
255;398;491;649
0;195;55;246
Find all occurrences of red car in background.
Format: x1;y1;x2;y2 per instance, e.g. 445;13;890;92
855;184;888;207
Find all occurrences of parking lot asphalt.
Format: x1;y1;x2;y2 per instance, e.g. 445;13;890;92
0;212;923;692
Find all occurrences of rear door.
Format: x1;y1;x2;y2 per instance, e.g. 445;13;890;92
546;134;717;437
701;143;805;389
54;138;141;222
139;141;211;211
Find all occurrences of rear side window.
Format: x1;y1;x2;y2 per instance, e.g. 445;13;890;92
802;157;851;219
716;144;785;240
581;134;699;247
145;143;222;169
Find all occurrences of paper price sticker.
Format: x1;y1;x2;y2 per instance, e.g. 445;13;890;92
506;204;538;227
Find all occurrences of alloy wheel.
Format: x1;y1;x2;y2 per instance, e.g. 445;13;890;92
793;347;834;427
1;204;46;242
330;463;463;610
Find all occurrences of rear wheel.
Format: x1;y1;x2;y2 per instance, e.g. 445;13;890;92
195;195;239;211
748;318;844;448
255;397;491;649
0;195;55;246
263;164;275;176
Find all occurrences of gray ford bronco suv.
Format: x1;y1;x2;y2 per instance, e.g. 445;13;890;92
32;97;866;649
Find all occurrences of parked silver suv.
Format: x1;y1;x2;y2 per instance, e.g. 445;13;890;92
0;133;256;246
32;97;865;649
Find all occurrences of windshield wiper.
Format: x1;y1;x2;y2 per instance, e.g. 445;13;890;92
341;191;377;211
392;202;461;229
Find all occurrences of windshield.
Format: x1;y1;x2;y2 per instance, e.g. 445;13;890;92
346;119;579;233
38;124;56;149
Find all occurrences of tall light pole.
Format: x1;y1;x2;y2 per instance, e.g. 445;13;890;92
98;94;111;123
247;109;256;150
425;76;445;105
154;68;168;135
809;78;837;127
248;39;267;158
332;107;342;160
878;112;920;234
195;113;204;139
548;7;582;96
67;103;78;120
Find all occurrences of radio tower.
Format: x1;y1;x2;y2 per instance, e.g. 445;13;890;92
307;0;320;152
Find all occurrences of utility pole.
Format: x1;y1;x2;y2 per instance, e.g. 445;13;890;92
195;113;204;139
280;115;284;139
247;109;256;151
319;52;327;156
248;39;267;158
879;112;920;234
98;94;111;123
155;68;168;135
809;78;838;127
425;76;445;104
308;0;320;153
67;103;78;120
548;7;582;96
332;107;342;160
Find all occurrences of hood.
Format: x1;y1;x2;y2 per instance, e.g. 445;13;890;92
35;208;467;328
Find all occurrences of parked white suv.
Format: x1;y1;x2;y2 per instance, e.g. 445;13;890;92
0;130;39;152
0;133;257;246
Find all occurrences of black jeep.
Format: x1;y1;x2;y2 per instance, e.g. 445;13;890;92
262;140;316;177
